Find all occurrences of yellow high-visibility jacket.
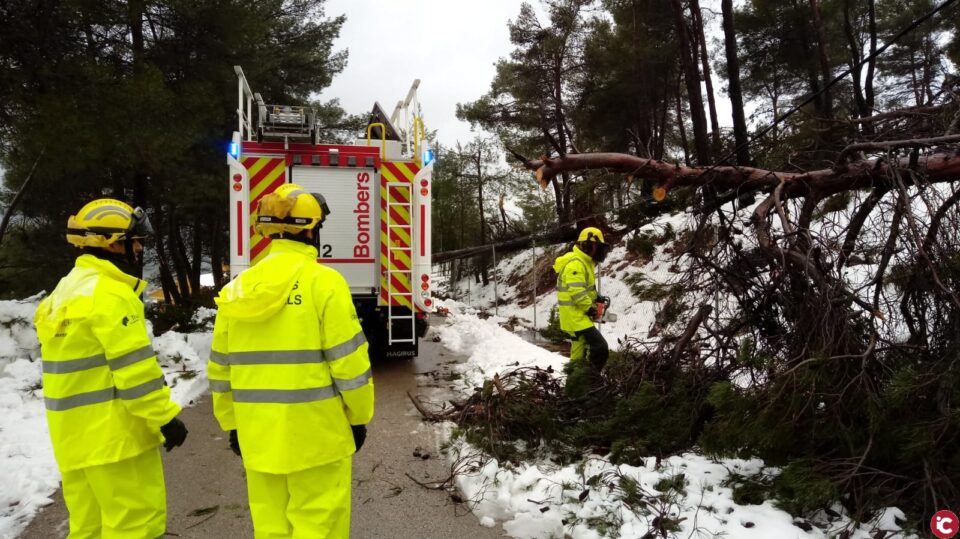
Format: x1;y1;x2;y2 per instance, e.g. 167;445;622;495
208;239;374;474
34;255;180;472
553;246;597;334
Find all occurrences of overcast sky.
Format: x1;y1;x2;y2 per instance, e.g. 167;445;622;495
319;0;528;148
318;1;742;150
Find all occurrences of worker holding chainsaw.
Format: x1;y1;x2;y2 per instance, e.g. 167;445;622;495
553;227;611;371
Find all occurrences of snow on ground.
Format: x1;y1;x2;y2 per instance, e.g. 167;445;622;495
436;299;566;390
431;205;916;539
431;295;915;539
0;297;213;539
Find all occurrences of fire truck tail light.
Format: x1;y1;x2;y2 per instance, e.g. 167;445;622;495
421;273;429;282
421;282;429;291
424;298;432;307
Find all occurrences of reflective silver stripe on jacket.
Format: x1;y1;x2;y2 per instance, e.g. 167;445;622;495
557;282;589;292
208;379;232;392
226;350;323;365
117;375;166;400
323;331;367;361
44;376;165;411
557;300;575;306
45;387;116;411
109;345;155;370
213;332;367;366
333;368;372;392
209;350;229;366
570;288;596;301
232;385;339;404
42;354;107;374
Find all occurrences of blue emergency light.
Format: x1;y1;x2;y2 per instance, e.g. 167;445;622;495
423;148;435;166
228;141;240;159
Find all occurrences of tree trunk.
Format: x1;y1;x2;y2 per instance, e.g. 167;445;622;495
669;0;710;165
151;212;181;305
656;85;669;160
843;0;871;131
721;0;751;165
475;146;487;246
809;0;833;118
167;207;192;300
675;71;691;167
523;149;960;199
189;216;202;296
632;1;654;157
865;0;877;112
690;0;721;149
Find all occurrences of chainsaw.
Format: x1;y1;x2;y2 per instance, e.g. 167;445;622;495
593;295;617;323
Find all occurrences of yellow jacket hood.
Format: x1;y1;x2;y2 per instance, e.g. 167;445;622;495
553;246;594;274
216;240;316;322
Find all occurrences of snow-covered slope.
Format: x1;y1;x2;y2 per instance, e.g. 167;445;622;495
431;202;918;539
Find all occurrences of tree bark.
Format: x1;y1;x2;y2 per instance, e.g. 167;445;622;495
525;151;960;201
690;0;721;149
167;207;192;300
474;145;487;246
843;0;872;133
189;216;202;296
809;0;834;118
721;0;751;165
676;68;691;167
151;212;181;305
865;0;877;112
669;0;711;165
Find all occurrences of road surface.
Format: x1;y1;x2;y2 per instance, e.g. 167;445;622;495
21;325;503;538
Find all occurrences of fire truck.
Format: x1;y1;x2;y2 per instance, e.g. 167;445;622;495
226;66;434;359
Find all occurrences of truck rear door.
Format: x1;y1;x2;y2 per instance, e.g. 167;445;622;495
291;166;379;295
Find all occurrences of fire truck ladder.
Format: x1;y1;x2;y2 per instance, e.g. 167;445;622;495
386;182;416;345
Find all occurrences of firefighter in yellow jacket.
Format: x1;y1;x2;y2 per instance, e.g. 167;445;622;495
208;183;374;538
553;227;611;370
33;199;188;538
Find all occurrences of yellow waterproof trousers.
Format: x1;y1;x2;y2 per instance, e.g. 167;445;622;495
61;448;166;539
246;457;352;539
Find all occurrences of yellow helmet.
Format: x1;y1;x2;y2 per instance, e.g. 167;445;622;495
254;183;329;238
66;199;151;249
577;227;605;244
577;226;610;263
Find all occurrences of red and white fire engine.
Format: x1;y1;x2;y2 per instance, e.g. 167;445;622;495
226;66;434;358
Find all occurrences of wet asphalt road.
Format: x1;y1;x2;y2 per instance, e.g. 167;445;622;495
20;322;504;539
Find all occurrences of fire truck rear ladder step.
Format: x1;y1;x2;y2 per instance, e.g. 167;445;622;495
386;182;416;345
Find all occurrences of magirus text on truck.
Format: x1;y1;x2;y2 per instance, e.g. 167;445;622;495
226;66;434;359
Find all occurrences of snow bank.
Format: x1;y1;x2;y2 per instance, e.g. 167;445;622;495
449;443;911;539
433;302;916;538
431;208;917;538
436;299;566;389
0;297;212;538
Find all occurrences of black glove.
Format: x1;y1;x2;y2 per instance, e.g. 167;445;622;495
160;417;188;452
351;425;367;452
586;305;598;320
229;429;241;457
